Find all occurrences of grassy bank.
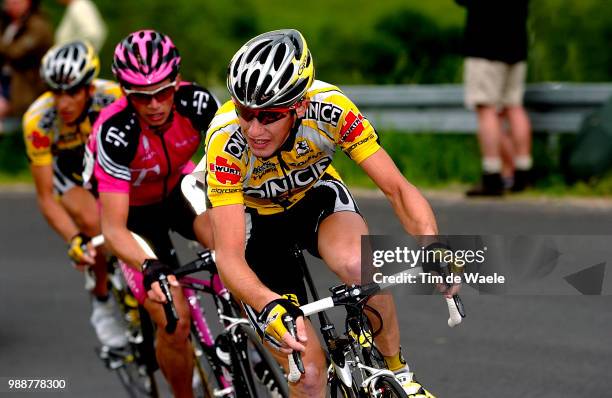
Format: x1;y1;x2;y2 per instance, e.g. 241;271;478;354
0;134;30;183
334;131;612;197
2;130;611;196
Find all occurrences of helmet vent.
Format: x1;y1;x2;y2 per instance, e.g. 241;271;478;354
259;45;272;64
246;70;260;100
290;35;302;59
273;44;286;70
232;54;243;77
279;64;293;88
247;40;269;63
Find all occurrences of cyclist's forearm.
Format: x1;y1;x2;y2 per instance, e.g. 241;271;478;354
99;192;148;269
360;149;438;236
216;255;279;311
102;226;150;270
388;181;438;236
36;194;79;242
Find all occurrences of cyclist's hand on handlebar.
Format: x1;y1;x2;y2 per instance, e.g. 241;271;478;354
422;242;464;298
437;281;461;298
142;259;179;303
258;298;307;354
68;233;96;266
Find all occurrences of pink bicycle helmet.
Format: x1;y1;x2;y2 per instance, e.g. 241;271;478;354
112;30;181;87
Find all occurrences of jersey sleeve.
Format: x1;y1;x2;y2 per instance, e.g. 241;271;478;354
22;98;54;167
201;123;246;209
174;83;220;133
92;79;123;109
332;94;381;164
93;111;139;194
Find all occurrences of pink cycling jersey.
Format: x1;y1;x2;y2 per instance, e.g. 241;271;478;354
86;82;218;206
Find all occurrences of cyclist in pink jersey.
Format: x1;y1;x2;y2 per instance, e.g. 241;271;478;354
85;30;218;398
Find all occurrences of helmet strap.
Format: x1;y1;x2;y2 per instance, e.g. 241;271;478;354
271;110;301;157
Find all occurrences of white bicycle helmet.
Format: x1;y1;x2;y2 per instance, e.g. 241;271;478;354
41;40;100;90
227;29;314;109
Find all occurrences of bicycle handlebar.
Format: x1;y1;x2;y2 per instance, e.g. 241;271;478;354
288;267;467;382
89;233;217;334
283;315;305;383
158;275;179;333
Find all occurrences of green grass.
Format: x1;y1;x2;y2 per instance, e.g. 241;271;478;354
3;130;611;197
333;131;612;197
0;134;31;184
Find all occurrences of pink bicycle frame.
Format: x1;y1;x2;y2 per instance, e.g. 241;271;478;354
119;262;233;389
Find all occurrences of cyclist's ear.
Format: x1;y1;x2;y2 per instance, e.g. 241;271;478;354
294;98;309;118
175;74;182;86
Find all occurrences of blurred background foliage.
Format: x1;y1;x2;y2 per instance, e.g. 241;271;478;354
41;0;612;87
3;0;608;193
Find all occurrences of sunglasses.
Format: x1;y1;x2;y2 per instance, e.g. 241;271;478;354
234;102;294;125
124;81;177;105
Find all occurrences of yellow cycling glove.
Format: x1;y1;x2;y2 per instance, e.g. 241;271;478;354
257;297;304;347
67;233;91;264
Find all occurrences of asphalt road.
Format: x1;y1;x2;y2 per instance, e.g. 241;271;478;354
0;189;610;397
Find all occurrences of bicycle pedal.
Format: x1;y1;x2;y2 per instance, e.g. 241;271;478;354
108;358;125;370
128;335;143;344
97;345;110;360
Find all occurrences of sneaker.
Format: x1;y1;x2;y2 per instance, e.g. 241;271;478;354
466;173;504;197
90;298;129;348
510;169;532;192
394;367;435;398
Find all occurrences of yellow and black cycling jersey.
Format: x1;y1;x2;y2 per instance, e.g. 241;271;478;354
22;79;122;169
197;80;381;215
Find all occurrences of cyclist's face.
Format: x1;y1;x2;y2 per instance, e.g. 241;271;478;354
238;100;308;158
52;85;91;125
125;77;178;127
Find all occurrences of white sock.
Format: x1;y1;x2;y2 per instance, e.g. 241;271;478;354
515;155;533;171
482;157;502;174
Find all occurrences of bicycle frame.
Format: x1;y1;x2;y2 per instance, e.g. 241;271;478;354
179;262;279;398
290;246;464;395
91;234;237;395
176;267;237;396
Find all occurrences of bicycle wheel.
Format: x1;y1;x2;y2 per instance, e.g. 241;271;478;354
369;374;407;398
104;268;159;398
191;334;232;398
329;376;359;398
229;324;289;398
97;345;159;398
115;354;159;398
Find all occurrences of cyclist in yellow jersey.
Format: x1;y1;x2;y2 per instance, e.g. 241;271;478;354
22;40;126;348
195;29;459;397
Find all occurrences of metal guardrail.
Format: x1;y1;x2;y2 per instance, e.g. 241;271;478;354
2;83;611;136
0;117;20;136
340;83;612;134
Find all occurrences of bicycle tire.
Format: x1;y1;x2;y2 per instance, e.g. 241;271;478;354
108;264;160;398
229;324;289;398
114;357;159;398
191;332;232;398
329;376;359;398
370;374;408;398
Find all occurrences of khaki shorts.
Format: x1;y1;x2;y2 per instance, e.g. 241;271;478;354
464;57;527;110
